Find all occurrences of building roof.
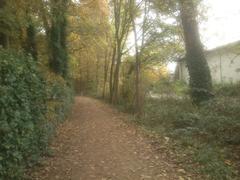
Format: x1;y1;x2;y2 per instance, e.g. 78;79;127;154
206;40;240;55
175;40;240;62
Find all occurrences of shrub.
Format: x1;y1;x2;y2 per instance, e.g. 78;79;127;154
45;72;74;124
151;79;189;96
0;49;74;179
199;98;240;145
0;49;47;178
214;83;240;97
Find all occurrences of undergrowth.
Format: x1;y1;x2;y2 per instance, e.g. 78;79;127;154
134;83;240;180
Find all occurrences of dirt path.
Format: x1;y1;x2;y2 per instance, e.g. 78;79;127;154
30;97;195;180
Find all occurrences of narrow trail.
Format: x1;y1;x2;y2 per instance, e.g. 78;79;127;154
30;97;195;180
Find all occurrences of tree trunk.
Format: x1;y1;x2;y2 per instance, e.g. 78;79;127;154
0;0;8;48
130;5;142;115
49;0;68;78
109;44;116;101
112;45;122;103
0;33;8;49
95;55;100;92
102;48;110;99
179;0;213;104
25;20;38;60
110;0;131;104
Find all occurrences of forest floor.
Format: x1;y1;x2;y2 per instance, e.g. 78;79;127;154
29;96;200;180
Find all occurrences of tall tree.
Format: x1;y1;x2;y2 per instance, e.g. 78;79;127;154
129;0;141;115
25;14;38;60
110;0;132;103
102;35;112;98
0;0;9;48
129;0;151;115
179;0;212;103
49;0;68;78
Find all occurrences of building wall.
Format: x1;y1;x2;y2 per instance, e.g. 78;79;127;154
178;50;240;84
178;61;189;83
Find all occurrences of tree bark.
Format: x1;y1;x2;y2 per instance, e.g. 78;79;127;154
179;0;213;104
109;44;116;101
130;2;141;115
0;0;8;48
110;0;131;104
95;55;100;92
49;0;68;78
25;17;38;60
103;48;111;99
112;44;122;103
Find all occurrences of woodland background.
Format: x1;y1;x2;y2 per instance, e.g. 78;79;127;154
0;0;240;179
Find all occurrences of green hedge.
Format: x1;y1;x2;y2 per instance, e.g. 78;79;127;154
0;49;73;179
0;49;47;178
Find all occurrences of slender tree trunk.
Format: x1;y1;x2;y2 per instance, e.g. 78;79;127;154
110;0;131;103
49;0;68;78
0;0;8;48
25;19;38;60
59;0;68;77
95;55;100;92
112;43;122;103
129;0;148;115
102;49;110;98
86;56;90;91
130;7;141;115
0;33;8;48
109;44;116;101
179;0;212;104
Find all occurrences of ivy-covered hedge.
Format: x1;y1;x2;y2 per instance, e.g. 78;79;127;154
0;49;73;179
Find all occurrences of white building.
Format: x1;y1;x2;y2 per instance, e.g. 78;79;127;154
175;41;240;84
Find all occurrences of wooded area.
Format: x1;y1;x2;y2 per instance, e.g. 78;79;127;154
0;0;240;179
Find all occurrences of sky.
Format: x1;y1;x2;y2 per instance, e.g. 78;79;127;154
201;0;240;49
168;0;240;73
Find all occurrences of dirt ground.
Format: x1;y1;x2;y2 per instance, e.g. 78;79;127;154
29;96;198;180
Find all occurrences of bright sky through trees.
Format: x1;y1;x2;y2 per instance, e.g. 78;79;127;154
201;0;240;49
